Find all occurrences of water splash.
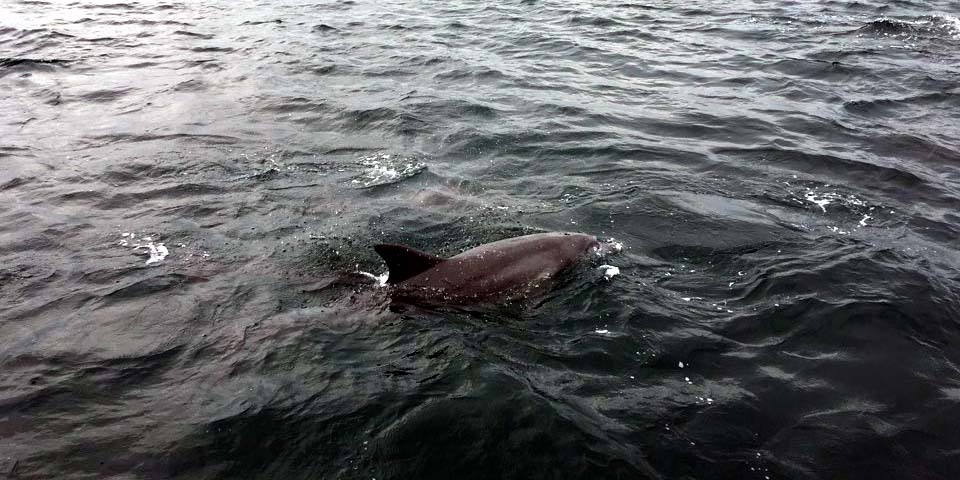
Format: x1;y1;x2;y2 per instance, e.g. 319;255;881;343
352;153;426;188
358;270;389;287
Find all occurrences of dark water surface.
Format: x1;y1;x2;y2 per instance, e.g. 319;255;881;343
3;0;960;478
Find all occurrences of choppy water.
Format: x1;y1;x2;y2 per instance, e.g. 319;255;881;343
3;1;960;478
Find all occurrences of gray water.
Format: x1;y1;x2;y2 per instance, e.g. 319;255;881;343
2;1;960;479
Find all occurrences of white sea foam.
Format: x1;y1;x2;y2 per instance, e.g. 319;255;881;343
804;189;839;212
599;265;620;280
144;243;169;265
947;16;960;37
923;15;960;38
119;232;170;265
352;153;425;187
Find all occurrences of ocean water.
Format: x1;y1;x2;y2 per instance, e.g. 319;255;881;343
2;1;960;478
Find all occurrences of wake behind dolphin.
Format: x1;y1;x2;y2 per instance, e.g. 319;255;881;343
372;232;621;305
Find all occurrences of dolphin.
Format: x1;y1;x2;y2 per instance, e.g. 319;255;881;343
373;232;618;304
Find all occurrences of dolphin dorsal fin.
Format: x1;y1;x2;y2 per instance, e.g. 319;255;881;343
374;244;445;284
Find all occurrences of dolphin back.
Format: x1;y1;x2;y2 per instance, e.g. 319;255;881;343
374;244;445;285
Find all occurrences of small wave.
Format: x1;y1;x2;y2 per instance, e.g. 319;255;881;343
257;96;329;114
173;30;215;39
0;57;69;68
433;66;507;82
308;64;337;75
187;46;234;53
96;183;227;209
0;57;69;79
854;15;960;40
0;27;75;42
718;147;926;194
336;106;428;134
856;19;917;36
567;15;628;28
93;18;193;26
171;79;207;92
240;19;283;26
83;133;240;146
77;87;136;103
1;177;29;190
79;2;137;9
843;92;959;119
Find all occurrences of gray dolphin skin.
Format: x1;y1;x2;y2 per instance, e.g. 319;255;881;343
374;232;612;304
